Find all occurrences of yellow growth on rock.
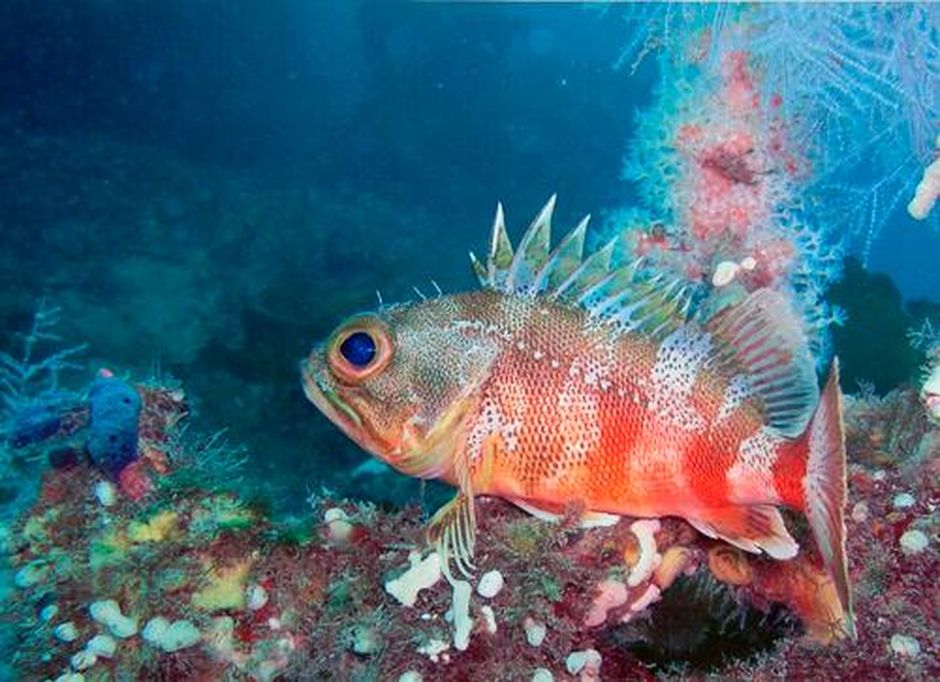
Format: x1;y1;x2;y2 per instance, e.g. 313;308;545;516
128;510;180;543
192;558;252;611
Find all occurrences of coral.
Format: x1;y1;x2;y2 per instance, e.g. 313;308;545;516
0;301;85;420
908;135;940;220
385;550;442;608
0;301;86;524
614;4;940;260
142;616;202;652
2;374;938;679
616;43;842;359
89;599;139;638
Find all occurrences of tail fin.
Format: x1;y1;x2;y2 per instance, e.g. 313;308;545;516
803;359;855;639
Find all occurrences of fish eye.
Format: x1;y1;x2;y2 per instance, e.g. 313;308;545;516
339;331;377;368
328;317;393;382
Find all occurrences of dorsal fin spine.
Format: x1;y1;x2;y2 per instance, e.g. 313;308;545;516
535;214;589;293
508;194;555;292
552;239;616;300
470;197;690;338
487;202;512;287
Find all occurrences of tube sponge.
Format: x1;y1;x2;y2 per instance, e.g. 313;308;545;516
908;137;940;220
86;371;142;477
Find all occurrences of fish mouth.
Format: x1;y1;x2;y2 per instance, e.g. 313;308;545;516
301;361;363;435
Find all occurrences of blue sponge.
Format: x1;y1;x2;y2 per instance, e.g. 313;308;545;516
86;374;142;477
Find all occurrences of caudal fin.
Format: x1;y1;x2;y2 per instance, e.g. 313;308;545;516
803;358;855;639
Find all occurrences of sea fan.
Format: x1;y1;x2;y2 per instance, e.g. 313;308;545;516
0;301;85;521
0;300;85;422
612;3;940;261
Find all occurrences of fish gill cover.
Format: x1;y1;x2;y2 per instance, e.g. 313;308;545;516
0;2;938;681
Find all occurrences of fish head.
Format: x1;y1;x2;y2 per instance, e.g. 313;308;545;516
301;294;501;480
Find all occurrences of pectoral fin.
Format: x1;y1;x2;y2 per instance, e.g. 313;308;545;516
688;505;799;560
428;491;477;582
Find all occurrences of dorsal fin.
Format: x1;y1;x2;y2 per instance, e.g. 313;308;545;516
706;289;819;437
535;214;588;293
507;194;554;293
469;196;690;338
487;202;513;290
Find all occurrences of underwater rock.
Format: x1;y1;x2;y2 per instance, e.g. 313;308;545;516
5;376;938;680
828;259;924;393
47;446;81;469
86;372;142;477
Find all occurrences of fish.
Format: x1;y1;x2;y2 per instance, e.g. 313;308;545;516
301;196;854;638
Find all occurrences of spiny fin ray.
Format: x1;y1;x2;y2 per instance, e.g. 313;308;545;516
487;202;513;290
508;193;554;293
471;196;690;337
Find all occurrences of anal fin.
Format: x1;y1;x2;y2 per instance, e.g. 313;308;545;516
688;505;799;560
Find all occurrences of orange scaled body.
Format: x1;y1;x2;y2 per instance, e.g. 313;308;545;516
460;291;806;523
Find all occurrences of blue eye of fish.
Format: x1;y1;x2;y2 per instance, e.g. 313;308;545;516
339;331;377;368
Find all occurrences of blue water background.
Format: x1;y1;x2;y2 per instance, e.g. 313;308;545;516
1;2;937;508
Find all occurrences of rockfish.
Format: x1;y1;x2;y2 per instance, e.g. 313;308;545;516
301;197;854;637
